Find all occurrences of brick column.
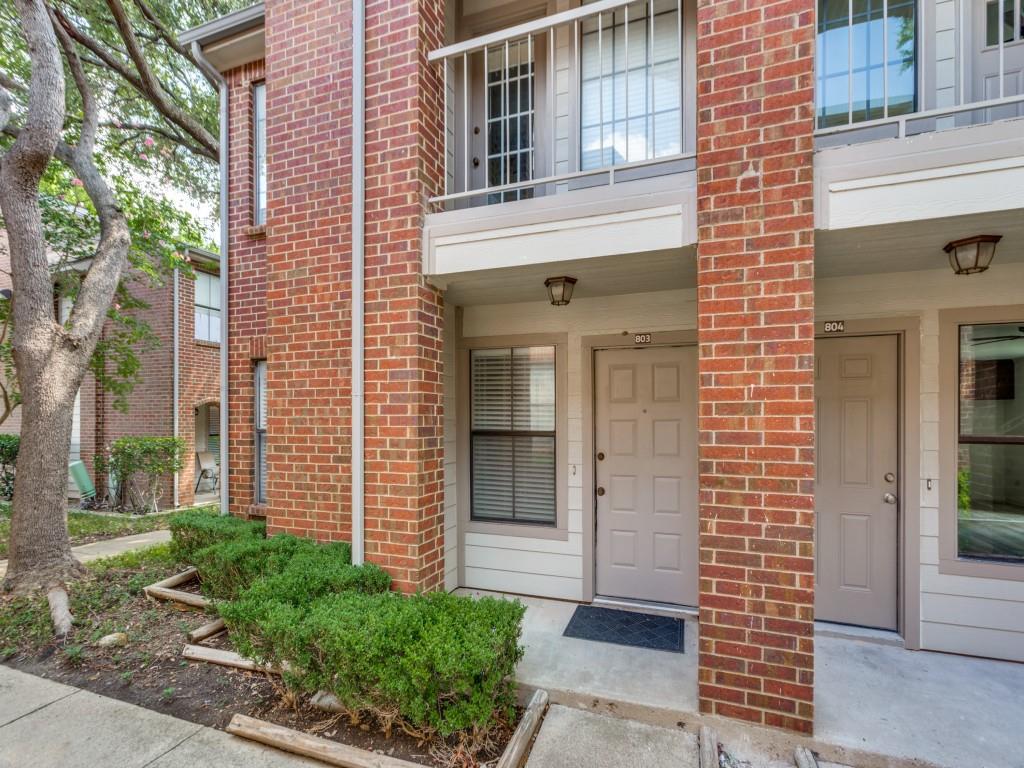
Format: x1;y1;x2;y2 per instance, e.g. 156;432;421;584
695;0;817;734
263;0;445;592
363;0;446;592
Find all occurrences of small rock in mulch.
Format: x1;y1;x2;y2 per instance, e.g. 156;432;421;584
96;633;128;648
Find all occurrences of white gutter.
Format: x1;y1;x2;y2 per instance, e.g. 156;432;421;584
172;268;180;508
192;41;231;517
351;1;366;565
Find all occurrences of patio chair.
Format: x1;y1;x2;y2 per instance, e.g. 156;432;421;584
195;451;219;493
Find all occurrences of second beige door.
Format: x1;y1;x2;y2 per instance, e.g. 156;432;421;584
595;346;698;606
815;334;899;630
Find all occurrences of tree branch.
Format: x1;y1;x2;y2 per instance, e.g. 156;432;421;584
131;0;218;90
49;4;96;158
0;83;11;134
52;4;217;160
103;0;217;157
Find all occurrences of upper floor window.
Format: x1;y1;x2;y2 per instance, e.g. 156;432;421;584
194;271;221;344
816;0;917;129
253;82;266;225
957;322;1024;563
470;346;556;526
580;0;682;170
987;0;1024;46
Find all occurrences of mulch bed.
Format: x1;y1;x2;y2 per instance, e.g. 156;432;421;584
1;567;513;767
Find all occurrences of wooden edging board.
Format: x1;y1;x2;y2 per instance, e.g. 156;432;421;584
227;714;427;768
143;568;210;610
496;688;548;768
187;617;226;644
182;644;278;674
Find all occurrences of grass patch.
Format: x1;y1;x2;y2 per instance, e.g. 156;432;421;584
0;503;184;558
0;544;180;659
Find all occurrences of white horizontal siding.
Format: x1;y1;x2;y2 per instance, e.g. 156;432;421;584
451;261;1024;662
463;566;583;601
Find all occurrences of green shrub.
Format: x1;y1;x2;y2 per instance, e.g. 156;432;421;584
168;509;264;563
0;434;18;500
221;589;524;744
96;436;186;513
193;535;358;601
217;544;390;662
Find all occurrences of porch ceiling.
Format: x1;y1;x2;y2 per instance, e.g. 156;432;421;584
816;208;1024;279
439;207;1024;306
438;247;696;307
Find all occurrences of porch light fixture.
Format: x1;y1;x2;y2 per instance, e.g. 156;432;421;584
545;276;577;306
944;235;1002;275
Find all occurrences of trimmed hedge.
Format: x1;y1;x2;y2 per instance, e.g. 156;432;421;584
168;509;264;563
194;535;374;601
221;589;525;742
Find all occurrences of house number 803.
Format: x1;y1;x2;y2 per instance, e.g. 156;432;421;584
634;333;652;344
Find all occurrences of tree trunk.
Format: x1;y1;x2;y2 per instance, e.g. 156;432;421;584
2;365;86;593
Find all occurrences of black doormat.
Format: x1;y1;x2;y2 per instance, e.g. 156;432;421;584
562;605;684;653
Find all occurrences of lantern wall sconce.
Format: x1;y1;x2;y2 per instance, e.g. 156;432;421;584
944;235;1001;275
545;276;577;306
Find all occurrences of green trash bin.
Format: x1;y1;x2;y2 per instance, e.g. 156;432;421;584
68;460;96;500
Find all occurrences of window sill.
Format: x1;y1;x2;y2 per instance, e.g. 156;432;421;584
194;339;221;349
466;518;568;541
246;224;266;238
939;556;1024;582
247;502;268;520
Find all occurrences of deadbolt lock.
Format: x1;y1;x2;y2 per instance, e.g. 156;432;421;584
884;472;895;483
597;451;605;461
597;487;606;497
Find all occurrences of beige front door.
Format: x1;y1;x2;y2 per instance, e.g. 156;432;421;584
815;335;899;630
594;346;698;606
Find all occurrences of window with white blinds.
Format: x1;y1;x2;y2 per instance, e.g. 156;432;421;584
470;346;556;525
255;361;268;504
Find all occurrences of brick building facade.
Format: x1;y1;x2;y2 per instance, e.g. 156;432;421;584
185;0;1024;739
0;239;221;510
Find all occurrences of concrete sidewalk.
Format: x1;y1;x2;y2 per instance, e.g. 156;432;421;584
0;529;171;579
0;665;316;768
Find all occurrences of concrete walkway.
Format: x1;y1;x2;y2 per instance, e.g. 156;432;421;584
526;705;698;768
0;665;316;768
0;529;171;579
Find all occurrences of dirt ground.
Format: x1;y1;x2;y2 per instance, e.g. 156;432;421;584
1;557;512;767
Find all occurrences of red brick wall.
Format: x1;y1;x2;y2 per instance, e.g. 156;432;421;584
251;0;445;591
224;59;268;519
175;269;221;507
695;0;817;734
363;0;446;591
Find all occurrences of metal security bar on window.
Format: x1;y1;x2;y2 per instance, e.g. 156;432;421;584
486;38;535;203
470;347;556;525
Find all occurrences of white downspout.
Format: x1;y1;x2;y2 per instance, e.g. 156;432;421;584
351;1;366;565
172;267;180;508
192;42;230;517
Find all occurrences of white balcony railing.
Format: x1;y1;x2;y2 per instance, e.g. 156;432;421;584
429;0;694;208
815;0;1024;143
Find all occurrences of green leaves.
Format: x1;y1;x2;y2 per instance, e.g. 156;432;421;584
167;508;264;562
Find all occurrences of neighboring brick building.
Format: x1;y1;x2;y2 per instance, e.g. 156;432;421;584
0;237;222;510
184;0;1024;738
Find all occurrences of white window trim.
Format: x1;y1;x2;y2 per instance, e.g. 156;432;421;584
457;333;568;540
939;305;1024;581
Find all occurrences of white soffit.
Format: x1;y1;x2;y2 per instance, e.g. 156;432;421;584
824;155;1024;230
427;204;688;276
